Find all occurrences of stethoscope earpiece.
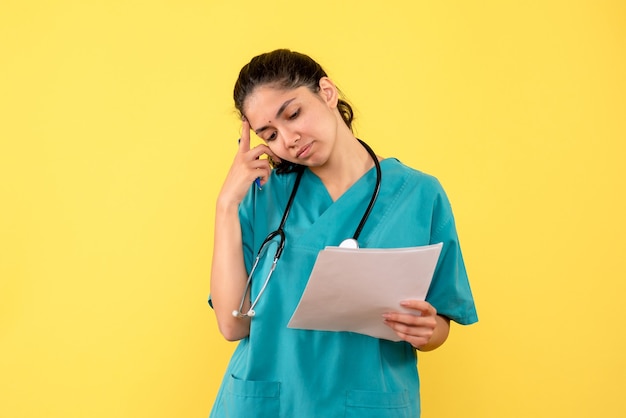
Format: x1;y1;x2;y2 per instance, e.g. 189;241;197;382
231;309;256;318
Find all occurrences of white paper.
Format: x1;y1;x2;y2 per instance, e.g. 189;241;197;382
287;242;443;341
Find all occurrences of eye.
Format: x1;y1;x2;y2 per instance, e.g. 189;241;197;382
266;131;277;141
288;109;299;120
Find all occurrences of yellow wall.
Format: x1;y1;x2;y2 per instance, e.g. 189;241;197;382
1;1;625;417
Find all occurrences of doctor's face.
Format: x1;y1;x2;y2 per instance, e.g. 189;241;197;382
242;81;339;168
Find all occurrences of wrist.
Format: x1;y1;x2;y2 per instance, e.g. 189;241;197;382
215;195;241;214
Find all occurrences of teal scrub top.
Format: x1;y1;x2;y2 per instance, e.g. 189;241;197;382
209;158;478;418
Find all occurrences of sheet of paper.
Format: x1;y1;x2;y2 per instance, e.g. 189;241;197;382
287;242;443;341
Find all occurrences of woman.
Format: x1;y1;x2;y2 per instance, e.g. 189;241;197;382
209;49;477;417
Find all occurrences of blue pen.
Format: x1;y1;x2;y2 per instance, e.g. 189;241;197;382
239;138;262;191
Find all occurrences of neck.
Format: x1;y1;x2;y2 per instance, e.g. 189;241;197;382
311;130;378;201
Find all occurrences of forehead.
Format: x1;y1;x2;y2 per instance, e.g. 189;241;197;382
243;85;312;120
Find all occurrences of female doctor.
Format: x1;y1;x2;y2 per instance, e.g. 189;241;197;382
209;49;477;417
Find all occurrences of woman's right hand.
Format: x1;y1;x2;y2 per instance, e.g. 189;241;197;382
217;119;279;208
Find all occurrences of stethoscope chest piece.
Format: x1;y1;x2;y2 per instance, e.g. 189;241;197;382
339;238;359;248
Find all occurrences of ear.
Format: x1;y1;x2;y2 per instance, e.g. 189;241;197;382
318;77;339;108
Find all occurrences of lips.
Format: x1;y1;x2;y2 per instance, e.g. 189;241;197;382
295;143;312;159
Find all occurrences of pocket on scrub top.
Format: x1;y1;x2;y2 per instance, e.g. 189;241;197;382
223;374;280;417
345;389;411;418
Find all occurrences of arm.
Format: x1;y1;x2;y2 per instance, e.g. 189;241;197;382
210;198;251;341
382;300;450;351
210;120;275;341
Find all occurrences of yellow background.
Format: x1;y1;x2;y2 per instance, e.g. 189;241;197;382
1;1;625;417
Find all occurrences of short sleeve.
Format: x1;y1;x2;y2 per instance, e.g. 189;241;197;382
426;190;478;325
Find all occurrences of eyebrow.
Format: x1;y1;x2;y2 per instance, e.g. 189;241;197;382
254;97;296;135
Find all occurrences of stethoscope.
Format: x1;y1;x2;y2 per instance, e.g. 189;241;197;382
233;139;382;318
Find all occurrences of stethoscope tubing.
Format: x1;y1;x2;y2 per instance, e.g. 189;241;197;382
353;139;382;242
233;168;304;318
233;139;381;318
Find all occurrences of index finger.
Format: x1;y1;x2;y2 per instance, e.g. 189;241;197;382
238;118;251;152
400;300;437;316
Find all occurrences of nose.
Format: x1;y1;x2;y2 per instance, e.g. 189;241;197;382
281;127;300;148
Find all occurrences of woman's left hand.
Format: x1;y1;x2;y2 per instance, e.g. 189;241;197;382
382;300;449;351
